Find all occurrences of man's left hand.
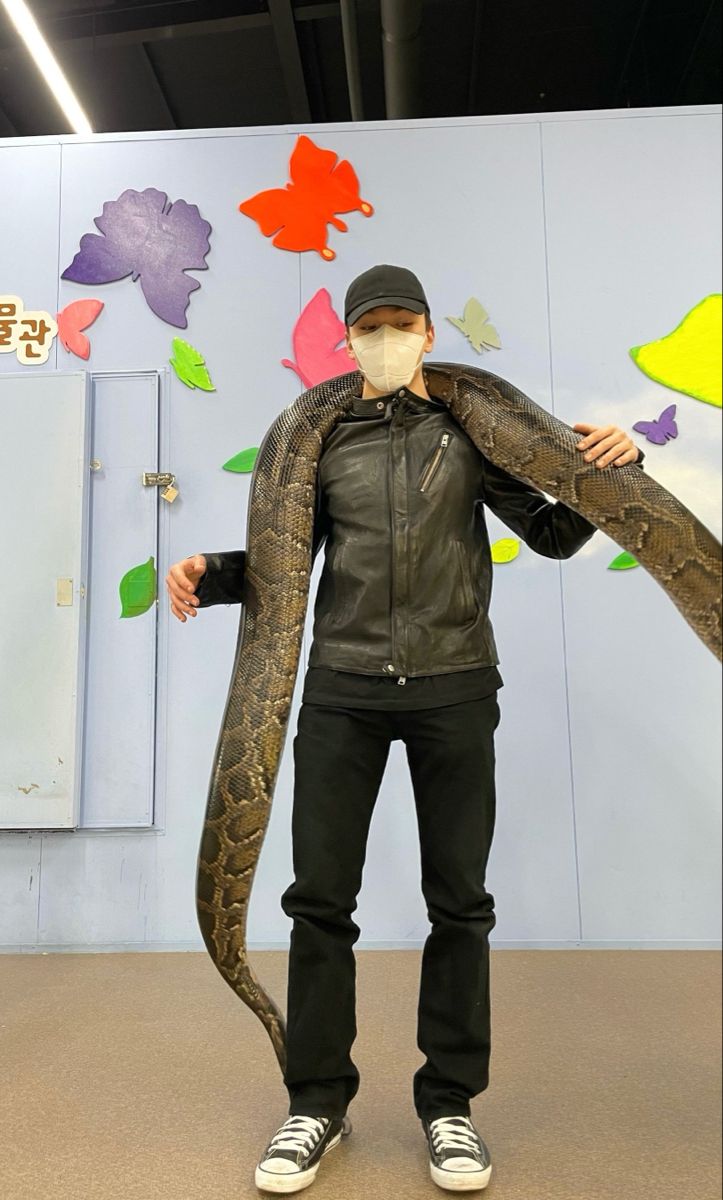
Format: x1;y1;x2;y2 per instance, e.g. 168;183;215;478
573;422;640;468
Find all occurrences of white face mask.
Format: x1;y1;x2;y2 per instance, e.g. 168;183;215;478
350;324;426;393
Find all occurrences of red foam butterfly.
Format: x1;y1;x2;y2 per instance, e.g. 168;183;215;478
281;288;357;388
239;134;374;260
56;298;104;359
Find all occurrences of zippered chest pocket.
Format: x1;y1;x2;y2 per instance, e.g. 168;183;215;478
418;431;452;492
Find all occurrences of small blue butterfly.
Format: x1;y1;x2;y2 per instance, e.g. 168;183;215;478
632;404;678;445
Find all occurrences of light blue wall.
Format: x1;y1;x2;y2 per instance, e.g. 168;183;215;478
0;106;720;950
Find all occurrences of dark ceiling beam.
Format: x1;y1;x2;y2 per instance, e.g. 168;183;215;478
468;0;485;115
380;0;423;119
137;43;177;129
340;0;365;120
267;0;311;122
0;4;355;61
673;0;718;102
0;12;269;63
612;0;653;106
297;2;346;16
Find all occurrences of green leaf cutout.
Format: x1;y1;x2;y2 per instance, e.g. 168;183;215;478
222;447;259;473
170;337;215;391
608;551;639;571
120;556;157;617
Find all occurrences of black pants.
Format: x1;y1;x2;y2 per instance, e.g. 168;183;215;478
280;692;501;1122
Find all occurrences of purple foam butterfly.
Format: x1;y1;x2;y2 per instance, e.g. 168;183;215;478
61;188;212;328
632;403;678;445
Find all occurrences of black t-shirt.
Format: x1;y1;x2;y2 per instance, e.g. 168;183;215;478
301;663;503;710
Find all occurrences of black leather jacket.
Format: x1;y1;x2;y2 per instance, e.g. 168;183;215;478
194;384;644;679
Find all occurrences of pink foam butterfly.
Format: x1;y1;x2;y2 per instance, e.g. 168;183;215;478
281;288;356;388
56;299;104;359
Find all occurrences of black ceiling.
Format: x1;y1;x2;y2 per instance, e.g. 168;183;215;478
0;0;720;139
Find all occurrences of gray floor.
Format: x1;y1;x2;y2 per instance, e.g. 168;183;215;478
1;949;720;1199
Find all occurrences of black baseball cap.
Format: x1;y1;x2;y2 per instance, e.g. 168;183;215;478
345;264;430;327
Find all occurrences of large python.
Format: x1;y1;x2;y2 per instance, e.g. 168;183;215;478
195;361;722;1075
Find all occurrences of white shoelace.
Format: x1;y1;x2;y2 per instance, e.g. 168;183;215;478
267;1115;330;1156
429;1116;480;1156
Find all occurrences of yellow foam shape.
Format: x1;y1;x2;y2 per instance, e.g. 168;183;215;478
629;294;722;408
491;537;520;564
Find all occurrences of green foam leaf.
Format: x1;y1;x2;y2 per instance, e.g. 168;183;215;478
170;337;215;391
223;447;259;473
608;551;639;571
120;555;156;617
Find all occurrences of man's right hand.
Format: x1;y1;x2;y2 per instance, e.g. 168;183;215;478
166;554;207;622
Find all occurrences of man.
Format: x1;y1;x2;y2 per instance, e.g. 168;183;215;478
166;265;644;1194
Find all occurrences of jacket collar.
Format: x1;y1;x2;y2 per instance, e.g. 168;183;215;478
349;383;447;418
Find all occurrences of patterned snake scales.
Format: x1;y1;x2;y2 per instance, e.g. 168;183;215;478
195;361;722;1075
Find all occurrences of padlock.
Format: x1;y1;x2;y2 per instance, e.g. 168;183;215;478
161;476;179;503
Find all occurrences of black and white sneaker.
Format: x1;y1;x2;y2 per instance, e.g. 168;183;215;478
421;1115;492;1191
254;1113;352;1194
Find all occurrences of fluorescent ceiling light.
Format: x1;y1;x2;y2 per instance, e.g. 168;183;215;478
1;0;93;133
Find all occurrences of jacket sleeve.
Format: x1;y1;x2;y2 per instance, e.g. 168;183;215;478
480;447;646;560
193;549;247;607
194;473;332;607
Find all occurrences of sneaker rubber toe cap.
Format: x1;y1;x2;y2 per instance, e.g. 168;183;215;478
258;1158;301;1176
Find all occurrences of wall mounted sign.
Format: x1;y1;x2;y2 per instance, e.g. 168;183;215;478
0;295;57;365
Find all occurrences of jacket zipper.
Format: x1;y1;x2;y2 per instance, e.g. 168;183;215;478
405;427;449;679
388;397;407;685
418;432;450;492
